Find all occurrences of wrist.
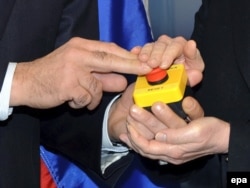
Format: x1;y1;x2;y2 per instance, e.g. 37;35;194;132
221;121;230;154
108;99;120;142
108;98;127;143
10;62;32;106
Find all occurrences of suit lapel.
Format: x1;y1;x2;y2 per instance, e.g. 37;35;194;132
0;0;16;39
231;0;250;88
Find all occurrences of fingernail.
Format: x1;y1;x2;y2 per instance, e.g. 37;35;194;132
155;132;167;142
131;105;142;115
139;53;149;61
141;63;152;73
153;102;165;111
160;63;168;69
148;58;157;67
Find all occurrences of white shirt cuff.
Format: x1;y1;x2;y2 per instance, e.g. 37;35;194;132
101;94;129;173
0;63;17;121
102;94;129;152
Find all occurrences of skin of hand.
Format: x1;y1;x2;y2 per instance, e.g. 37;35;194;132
131;35;204;87
108;83;135;142
118;96;203;149
108;35;205;142
122;97;230;165
10;37;152;110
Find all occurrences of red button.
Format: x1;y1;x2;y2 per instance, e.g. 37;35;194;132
146;67;168;84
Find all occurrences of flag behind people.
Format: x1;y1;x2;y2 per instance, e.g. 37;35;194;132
98;0;153;50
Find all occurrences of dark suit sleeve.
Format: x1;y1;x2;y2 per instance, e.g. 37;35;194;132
54;0;99;47
0;1;14;89
191;1;250;187
228;121;250;171
0;0;15;87
190;0;210;44
0;63;8;90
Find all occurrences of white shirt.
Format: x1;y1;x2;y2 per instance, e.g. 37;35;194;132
0;63;16;120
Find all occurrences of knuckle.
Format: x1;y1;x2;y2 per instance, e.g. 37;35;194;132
192;125;202;139
172;151;184;159
168;145;184;159
175;36;186;42
61;47;81;65
63;38;83;60
68;37;80;45
65;47;79;58
92;51;109;61
87;76;103;94
153;41;166;49
143;42;154;48
158;35;170;42
109;42;119;50
76;92;92;106
173;37;187;47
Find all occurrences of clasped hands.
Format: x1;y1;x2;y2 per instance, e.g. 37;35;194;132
108;35;230;165
10;33;230;164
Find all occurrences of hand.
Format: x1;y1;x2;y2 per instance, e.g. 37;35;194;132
120;96;203;147
108;35;204;142
10;37;152;110
131;35;205;87
121;97;230;165
153;117;230;164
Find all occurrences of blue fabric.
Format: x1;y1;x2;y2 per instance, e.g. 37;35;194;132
98;0;153;50
119;168;165;188
119;168;180;188
40;146;98;188
116;154;180;188
41;145;178;188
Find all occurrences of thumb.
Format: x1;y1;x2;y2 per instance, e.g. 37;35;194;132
183;40;205;87
182;96;204;120
92;73;128;92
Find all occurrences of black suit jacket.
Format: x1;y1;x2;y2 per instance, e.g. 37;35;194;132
190;0;250;187
0;0;99;187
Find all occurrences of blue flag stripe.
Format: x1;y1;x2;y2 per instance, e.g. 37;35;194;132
98;0;153;50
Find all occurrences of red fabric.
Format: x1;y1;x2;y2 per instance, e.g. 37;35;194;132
40;159;57;188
